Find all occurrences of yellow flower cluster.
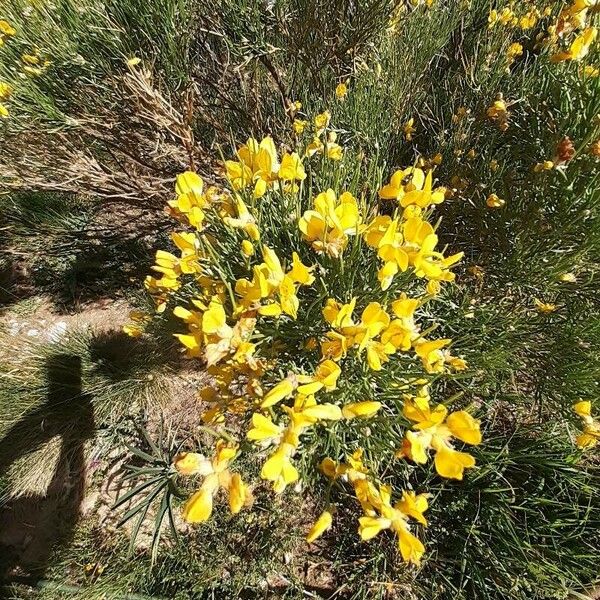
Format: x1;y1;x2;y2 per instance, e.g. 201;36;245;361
544;0;599;62
129;112;480;563
0;21;51;118
225;136;306;198
373;167;462;289
573;401;600;448
396;385;481;480
317;449;428;564
488;6;546;30
0;20;16;117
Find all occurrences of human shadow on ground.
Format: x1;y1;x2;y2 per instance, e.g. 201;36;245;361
0;354;95;593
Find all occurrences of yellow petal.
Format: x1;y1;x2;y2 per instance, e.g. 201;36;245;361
445;411;482;445
182;487;214;523
261;378;295;408
573;401;592;418
228;473;247;514
342;401;382;420
302;403;343;421
358;516;391;540
306;510;333;543
397;526;425;565
247;412;282;441
434;444;476;480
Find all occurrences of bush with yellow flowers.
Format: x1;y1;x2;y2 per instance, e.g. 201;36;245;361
127;110;482;565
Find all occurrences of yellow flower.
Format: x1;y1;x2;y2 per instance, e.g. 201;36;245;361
182;441;247;522
260;442;299;493
0;82;12;101
487;98;509;130
403;117;416;141
357;483;428;564
223;195;260;241
335;81;348;99
506;42;523;67
486;193;505;208
379;167;425;202
559;272;577;283
127;56;141;66
551;27;597;62
293;119;307;135
398;390;481;480
534;298;557;313
279;152;307;181
241;240;254;256
0;103;8;118
400;170;445;208
0;20;16;44
168;171;207;230
173;452;212;475
342;401;382;419
261;377;297;408
306;510;333;542
315;110;331;132
288;252;315;285
573;401;600;449
297;359;342;394
534;160;554;172
247;412;283;442
298;189;361;257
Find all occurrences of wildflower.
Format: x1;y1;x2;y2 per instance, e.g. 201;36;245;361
487;97;509;131
506;42;523;68
342;401;382;419
279;152;307;181
403;118;416;141
173;452;213;475
299;189;361;258
551;27;597;62
573;401;600;448
127;56;141;66
315;110;331;133
486;193;505;208
400;170;445;208
306;510;333;542
293;119;307;135
335;81;348;100
241;240;254;256
358;488;427;564
297;360;341;394
554;136;575;165
590;140;600;157
534;298;558;313
223;195;260;240
225;136;279;198
0;103;8;118
167;171;207;230
0;20;16;45
0;82;12;101
534;160;555;172
261;377;297;408
559;272;577;282
123;310;151;338
397;388;482;480
379;167;426;202
182;441;248;522
489;159;499;171
519;13;537;30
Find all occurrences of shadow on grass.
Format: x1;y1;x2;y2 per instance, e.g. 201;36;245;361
0;192;171;314
0;354;94;591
